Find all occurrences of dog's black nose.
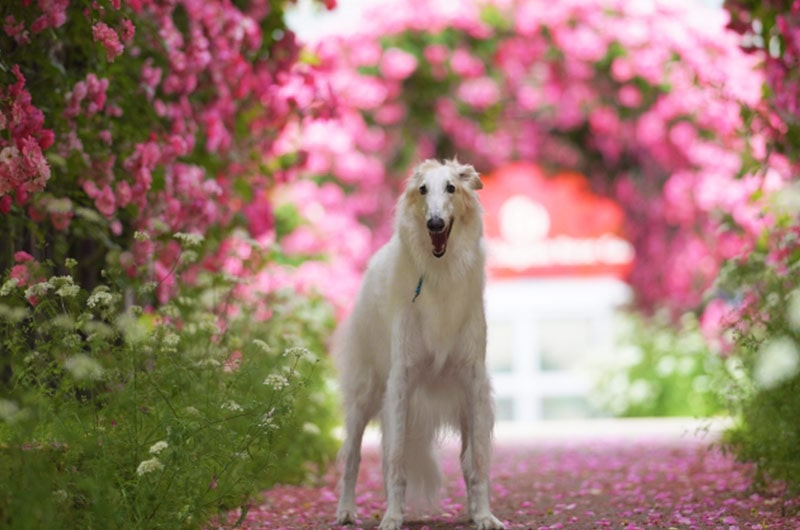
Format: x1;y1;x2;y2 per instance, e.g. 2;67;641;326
427;217;446;232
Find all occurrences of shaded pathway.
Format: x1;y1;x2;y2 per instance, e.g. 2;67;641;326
224;420;800;529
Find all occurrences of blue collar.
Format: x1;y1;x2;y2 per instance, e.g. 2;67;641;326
412;275;423;303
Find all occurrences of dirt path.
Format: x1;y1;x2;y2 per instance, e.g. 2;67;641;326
224;420;800;529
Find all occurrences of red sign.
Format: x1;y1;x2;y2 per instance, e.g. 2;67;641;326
481;163;634;279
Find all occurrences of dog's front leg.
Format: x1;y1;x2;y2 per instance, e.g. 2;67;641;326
462;363;505;530
336;403;371;524
379;361;410;530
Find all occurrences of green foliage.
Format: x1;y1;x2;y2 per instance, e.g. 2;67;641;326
715;186;800;491
593;312;725;418
0;247;339;529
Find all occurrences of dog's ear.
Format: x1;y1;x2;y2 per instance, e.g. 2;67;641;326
458;164;483;191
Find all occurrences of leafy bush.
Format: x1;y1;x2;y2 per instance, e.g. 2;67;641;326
713;185;800;491
592;312;725;418
0;238;339;530
715;0;800;492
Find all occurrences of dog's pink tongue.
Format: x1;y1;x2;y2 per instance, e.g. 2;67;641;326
430;231;447;257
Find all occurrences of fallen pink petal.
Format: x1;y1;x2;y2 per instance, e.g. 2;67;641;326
219;423;800;529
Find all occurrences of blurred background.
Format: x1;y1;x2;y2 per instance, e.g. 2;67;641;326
284;0;744;422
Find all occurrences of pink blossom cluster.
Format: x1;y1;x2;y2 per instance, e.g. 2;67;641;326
314;0;784;315
3;0;68;45
716;0;800;336
1;0;789;326
0;66;53;212
1;0;358;312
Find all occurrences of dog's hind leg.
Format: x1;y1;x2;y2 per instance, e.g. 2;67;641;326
337;397;376;525
460;365;505;530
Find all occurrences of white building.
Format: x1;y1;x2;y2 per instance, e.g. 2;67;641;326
481;163;633;421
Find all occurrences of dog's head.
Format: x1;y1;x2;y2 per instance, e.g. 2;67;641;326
402;159;483;259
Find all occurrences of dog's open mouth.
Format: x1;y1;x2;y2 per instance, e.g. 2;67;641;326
429;220;453;258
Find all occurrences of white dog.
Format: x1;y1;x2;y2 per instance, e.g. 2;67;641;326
334;159;505;530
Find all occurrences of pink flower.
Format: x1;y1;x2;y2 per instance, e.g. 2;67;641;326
424;44;448;64
14;251;34;263
618;85;642;107
95;185;116;218
10;264;30;287
92;22;124;62
3;15;30;45
456;77;500;110
450;49;485;78
116;181;132;207
380;48;418;80
120;19;135;43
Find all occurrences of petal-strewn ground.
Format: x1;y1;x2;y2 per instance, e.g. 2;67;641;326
225;420;800;529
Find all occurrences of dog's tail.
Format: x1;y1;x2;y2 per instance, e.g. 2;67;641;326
403;391;448;507
405;424;441;507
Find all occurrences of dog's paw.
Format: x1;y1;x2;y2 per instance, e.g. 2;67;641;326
335;505;357;525
378;511;403;530
473;512;505;530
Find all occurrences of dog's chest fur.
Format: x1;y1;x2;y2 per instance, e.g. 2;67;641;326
410;274;480;371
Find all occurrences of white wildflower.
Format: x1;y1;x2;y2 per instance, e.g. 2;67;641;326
56;284;80;298
221;273;246;285
52;314;76;330
136;457;164;476
138;282;157;295
179;250;198;264
283;346;312;359
0;278;19;297
253;339;272;354
221;400;243;412
133;231;150;242
769;181;800;216
158;303;179;319
302;422;321;435
87;290;114;309
259;408;277;429
52;489;68;502
24;281;52;299
49;275;74;288
263;373;289;390
193;358;221;368
162;332;180;351
174;232;204;247
83;320;114;340
115;313;148;344
64;258;78;269
0;399;21;424
64;354;104;381
149;440;169;454
0;304;29;323
754;336;800;390
787;288;800;332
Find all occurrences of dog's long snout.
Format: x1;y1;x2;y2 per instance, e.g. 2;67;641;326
427;216;446;233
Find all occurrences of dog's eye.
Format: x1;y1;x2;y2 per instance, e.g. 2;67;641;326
419;185;427;195
446;183;456;194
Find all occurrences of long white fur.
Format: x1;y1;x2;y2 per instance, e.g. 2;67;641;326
334;159;505;530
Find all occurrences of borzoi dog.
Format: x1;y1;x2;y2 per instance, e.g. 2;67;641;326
334;159;505;530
